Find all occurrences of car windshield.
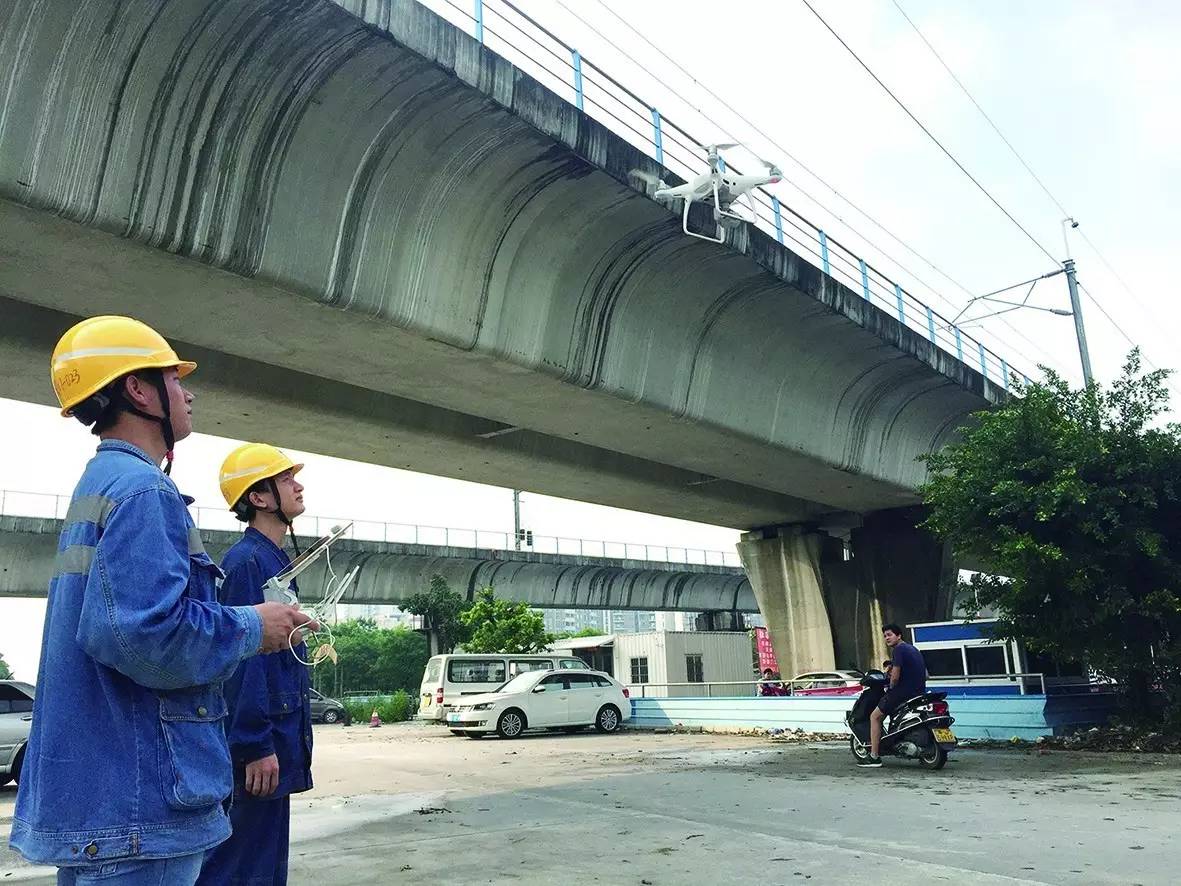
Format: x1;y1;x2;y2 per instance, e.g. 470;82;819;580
494;671;545;694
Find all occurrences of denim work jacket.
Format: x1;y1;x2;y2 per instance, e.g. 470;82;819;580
9;441;263;866
218;529;313;799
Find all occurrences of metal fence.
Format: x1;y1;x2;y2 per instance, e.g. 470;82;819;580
0;487;742;567
627;674;1111;698
420;0;1027;388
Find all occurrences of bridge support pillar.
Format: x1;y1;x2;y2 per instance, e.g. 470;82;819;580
849;506;956;666
739;509;955;677
737;526;837;676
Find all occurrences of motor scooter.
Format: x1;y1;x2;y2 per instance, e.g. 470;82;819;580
846;669;957;769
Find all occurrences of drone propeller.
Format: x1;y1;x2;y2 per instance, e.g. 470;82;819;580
629;168;670;193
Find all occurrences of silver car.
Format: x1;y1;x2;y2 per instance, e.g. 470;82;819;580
0;680;34;788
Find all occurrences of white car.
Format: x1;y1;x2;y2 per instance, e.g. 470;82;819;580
447;669;631;739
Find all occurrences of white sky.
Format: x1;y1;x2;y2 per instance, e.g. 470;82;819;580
3;0;1179;680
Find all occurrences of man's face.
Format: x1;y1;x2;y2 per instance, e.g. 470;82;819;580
162;368;194;442
249;469;306;518
883;629;902;648
126;368;193;442
272;469;306;519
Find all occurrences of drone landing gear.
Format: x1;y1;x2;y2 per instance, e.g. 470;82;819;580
681;195;725;244
680;179;760;245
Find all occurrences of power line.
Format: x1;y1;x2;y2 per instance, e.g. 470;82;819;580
588;0;973;305
1077;281;1181;397
580;0;1071;375
1076;228;1170;330
890;0;1177;382
798;0;1060;266
891;0;1071;220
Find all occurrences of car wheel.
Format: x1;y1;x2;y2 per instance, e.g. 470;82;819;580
323;709;340;725
10;746;25;785
496;709;526;739
594;705;621;733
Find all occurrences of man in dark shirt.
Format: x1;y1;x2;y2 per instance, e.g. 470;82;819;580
862;623;927;768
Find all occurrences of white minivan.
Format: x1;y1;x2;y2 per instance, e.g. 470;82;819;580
419;653;590;723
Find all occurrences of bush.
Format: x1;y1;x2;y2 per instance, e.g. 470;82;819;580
343;690;416;725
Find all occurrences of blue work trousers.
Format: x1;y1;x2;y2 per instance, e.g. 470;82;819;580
197;795;291;886
57;852;204;885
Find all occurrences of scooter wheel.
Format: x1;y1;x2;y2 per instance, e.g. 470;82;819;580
849;735;870;761
917;740;948;770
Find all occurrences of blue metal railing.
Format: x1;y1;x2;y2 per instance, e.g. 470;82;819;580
430;0;1026;391
0;488;743;568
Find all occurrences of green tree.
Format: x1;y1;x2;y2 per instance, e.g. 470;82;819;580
920;352;1181;718
310;619;429;697
0;652;11;680
553;626;606;640
402;574;471;654
460;588;553;654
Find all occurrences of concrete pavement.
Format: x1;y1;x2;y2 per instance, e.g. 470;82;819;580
3;724;1178;884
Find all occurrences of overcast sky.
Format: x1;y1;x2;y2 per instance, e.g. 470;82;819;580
3;0;1178;681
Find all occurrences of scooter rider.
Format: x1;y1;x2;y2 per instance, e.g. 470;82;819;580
198;444;315;886
863;623;927;768
10;316;318;885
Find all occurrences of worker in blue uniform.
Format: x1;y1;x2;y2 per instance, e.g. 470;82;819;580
10;316;318;886
197;443;315;886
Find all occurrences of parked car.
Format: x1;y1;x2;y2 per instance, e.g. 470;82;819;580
447;669;630;739
309;688;351;725
418;653;590;723
1;680;35;787
789;670;863;697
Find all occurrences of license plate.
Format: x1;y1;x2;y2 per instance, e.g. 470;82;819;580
932;728;956;743
447;712;460;723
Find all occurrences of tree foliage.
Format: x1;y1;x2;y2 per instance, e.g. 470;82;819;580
309;619;429;697
0;652;11;680
460;588;554;654
553;626;606;640
920;352;1181;716
402;574;472;654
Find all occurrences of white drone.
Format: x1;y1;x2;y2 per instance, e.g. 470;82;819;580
634;143;783;244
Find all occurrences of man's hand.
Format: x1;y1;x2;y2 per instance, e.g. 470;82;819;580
244;753;280;797
254;602;321;654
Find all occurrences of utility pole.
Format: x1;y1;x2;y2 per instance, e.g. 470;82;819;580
513;489;521;551
1061;218;1094;386
1063;259;1093;386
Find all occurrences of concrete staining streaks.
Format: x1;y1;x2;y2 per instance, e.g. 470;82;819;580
0;517;756;613
0;0;999;528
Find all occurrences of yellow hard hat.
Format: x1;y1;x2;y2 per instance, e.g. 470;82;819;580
51;315;196;417
219;443;304;510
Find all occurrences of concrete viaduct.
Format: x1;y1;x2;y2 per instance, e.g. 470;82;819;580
0;0;999;673
0;516;756;616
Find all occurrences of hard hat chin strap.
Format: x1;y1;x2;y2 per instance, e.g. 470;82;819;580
266;477;302;558
118;372;176;475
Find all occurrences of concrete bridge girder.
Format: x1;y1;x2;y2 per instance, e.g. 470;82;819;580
0;0;997;532
0;517;756;614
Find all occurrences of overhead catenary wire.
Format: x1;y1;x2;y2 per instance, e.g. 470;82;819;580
891;0;1072;220
890;0;1179;386
797;0;1059;267
567;0;1073;375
